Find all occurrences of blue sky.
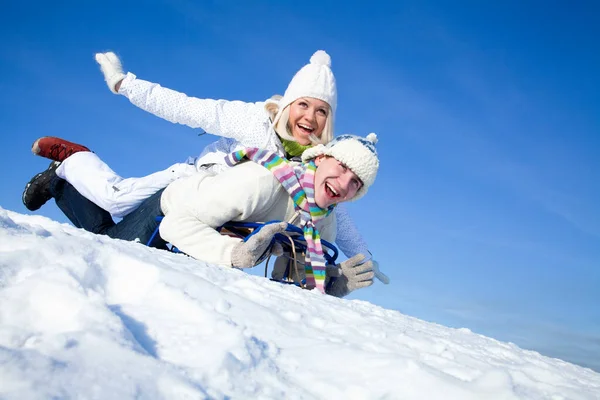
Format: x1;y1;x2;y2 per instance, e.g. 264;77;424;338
1;0;599;371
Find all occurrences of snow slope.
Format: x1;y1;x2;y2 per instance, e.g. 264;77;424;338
1;207;599;400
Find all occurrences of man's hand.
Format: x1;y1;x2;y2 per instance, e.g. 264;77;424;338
95;51;126;94
231;222;288;268
326;253;374;298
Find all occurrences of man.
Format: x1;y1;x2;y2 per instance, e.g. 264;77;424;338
24;133;380;296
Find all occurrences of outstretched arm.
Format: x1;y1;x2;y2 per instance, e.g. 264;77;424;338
95;52;267;142
334;205;390;285
334;204;370;259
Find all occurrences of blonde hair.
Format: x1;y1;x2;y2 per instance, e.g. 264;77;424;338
264;95;333;145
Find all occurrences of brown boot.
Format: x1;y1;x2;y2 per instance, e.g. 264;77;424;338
31;136;90;162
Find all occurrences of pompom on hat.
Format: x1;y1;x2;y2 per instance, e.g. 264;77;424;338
302;133;380;201
267;50;337;144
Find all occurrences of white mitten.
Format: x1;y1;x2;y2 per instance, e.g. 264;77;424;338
95;51;126;94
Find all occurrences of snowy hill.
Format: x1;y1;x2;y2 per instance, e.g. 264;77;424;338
1;207;599;400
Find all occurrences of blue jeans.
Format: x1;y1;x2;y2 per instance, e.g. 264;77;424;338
50;177;167;249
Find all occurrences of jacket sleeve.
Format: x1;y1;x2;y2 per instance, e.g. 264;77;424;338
159;166;280;266
118;72;266;141
333;205;371;259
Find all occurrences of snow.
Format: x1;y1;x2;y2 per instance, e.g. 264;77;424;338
1;207;599;400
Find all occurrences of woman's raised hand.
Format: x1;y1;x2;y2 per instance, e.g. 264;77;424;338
95;52;126;94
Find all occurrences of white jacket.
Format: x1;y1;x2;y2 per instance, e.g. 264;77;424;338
120;72;283;174
159;161;336;266
119;72;369;259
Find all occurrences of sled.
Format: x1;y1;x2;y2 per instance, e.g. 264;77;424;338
146;217;339;288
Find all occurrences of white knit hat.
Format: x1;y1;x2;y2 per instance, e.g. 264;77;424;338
269;50;337;144
302;133;379;201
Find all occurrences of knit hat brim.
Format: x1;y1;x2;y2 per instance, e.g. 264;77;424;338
303;133;379;201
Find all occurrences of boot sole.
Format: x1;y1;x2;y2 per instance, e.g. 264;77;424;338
22;161;60;211
22;172;45;211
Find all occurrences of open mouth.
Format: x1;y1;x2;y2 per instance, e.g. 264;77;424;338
325;182;341;199
296;123;314;135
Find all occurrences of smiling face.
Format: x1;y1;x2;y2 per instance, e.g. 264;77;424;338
286;97;330;145
313;155;363;208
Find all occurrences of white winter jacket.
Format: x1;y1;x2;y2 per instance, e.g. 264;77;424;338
119;73;368;259
120;72;283;174
159;161;336;267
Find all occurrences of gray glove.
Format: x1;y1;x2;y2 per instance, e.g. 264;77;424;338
326;253;374;298
231;222;288;268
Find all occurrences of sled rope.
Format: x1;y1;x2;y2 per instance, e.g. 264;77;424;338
225;148;334;293
264;230;304;288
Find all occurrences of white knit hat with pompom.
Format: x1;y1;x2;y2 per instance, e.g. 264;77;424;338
302;133;379;201
269;50;337;143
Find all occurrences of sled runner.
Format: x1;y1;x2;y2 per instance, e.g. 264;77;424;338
146;217;339;288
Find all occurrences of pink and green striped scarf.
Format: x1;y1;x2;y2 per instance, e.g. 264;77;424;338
225;148;334;293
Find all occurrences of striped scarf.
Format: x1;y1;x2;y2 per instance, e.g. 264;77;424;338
225;148;334;293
